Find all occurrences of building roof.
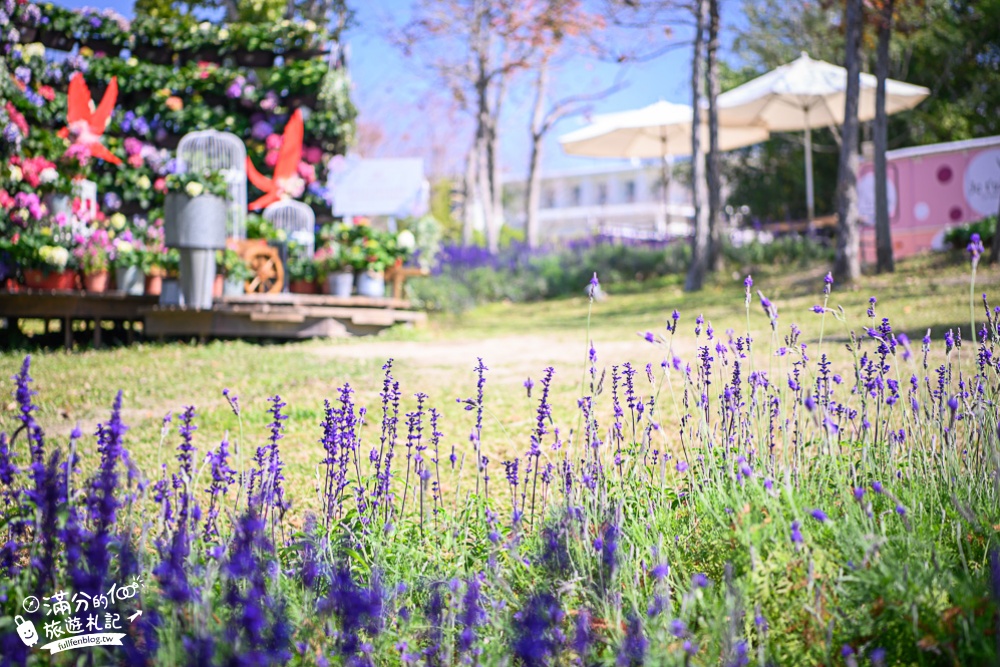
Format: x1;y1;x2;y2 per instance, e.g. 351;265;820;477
886;135;1000;161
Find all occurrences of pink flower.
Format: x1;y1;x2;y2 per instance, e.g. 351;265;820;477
264;150;279;168
265;134;282;151
154;178;167;193
303;146;323;164
124;137;144;157
297;161;316;184
128;154;144;168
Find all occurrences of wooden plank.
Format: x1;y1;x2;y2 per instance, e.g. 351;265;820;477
249;311;307;323
219;293;412;309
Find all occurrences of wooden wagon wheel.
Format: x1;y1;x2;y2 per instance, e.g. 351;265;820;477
244;246;284;293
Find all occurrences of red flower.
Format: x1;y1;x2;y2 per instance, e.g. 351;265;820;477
37;86;55;101
5;102;28;137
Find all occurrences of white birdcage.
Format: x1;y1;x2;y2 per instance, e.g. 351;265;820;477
263;199;316;258
176;130;248;239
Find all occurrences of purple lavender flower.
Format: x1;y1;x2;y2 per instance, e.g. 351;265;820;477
617;614;647;666
790;520;803;544
967;233;985;263
691;573;709;588
809;508;828;523
511;593;564;666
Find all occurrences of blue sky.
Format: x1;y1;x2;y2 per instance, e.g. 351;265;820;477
53;1;748;178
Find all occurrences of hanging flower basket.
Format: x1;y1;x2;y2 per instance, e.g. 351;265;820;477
17;26;39;43
37;29;76;51
234;49;274;68
23;269;77;291
82;38;122;57
133;43;174;65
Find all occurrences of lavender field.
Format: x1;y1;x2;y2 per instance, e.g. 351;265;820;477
1;255;999;665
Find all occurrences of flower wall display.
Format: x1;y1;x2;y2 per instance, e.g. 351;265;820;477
0;0;357;288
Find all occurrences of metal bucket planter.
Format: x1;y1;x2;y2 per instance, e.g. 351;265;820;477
116;266;144;295
325;270;354;297
356;270;385;298
159;278;183;306
45;194;72;219
164;193;227;310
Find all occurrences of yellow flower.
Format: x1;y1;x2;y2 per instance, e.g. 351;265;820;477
116;241;134;254
110;213;127;230
9;165;22;182
218;28;229;39
137;175;152;190
40;226;52;236
126;57;138;67
23;43;45;60
79;47;93;57
185;181;205;198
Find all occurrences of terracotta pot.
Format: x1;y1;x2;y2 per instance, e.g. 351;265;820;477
23;269;77;291
83;270;110;293
289;279;319;295
213;273;224;298
144;274;163;297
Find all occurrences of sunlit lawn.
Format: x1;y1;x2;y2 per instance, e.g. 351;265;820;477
1;252;995;511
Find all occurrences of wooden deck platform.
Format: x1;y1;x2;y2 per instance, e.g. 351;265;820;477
142;293;426;340
0;289;158;349
0;289;426;348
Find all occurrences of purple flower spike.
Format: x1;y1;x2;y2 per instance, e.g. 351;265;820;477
809;508;828;523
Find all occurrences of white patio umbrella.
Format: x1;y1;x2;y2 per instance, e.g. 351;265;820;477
718;52;930;222
559;100;770;158
559;101;769;230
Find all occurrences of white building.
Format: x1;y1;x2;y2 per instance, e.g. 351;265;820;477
503;163;694;241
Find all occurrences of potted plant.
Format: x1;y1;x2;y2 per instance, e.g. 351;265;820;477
218;247;252;297
315;243;352;297
25;244;76;290
75;230;112;293
157;248;182;305
113;237;145;295
287;254;319;294
164;169;228;309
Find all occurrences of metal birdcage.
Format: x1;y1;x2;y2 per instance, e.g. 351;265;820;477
263;199;316;258
176;130;248;239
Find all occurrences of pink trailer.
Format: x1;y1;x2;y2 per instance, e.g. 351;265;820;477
857;135;1000;262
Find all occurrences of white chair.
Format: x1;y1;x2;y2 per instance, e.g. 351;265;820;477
263;199;316;258
177;130;247;239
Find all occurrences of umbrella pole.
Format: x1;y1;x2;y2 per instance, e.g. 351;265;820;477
804;121;815;235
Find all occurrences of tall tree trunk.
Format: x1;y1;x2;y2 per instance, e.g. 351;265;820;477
992;191;1000;264
706;0;722;272
462;143;477;246
525;63;549;250
833;0;864;284
685;0;709;292
874;0;895;273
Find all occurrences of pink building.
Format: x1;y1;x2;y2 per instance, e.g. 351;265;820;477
857;135;1000;261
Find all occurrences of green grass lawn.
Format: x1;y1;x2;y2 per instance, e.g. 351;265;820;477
1;253;996;510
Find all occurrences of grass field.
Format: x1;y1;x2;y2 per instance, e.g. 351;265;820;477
0;252;993;501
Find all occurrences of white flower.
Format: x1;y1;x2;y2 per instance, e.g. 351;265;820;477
39;245;69;269
24;43;44;60
137;175;151;190
218;28;229;39
396;230;416;251
115;240;134;254
9;165;22;183
39;168;58;184
185;181;205;198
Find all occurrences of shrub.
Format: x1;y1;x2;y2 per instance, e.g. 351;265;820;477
944;215;997;251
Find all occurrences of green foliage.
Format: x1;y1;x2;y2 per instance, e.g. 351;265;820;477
944;216;997;251
429;178;463;243
723;236;835;268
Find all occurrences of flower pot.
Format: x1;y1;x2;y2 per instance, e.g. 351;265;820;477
38;29;76;51
133;43;174;65
45;193;73;218
177;249;216;309
164;193;228;249
213;273;224;298
16;26;39;44
325;270;354;297
224;277;245;296
289;279;318;295
356;270;385;298
84;271;110;293
159;278;183;306
83;38;122;56
23;269;77;290
144;273;163;296
234;49;274;68
116;265;144;295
